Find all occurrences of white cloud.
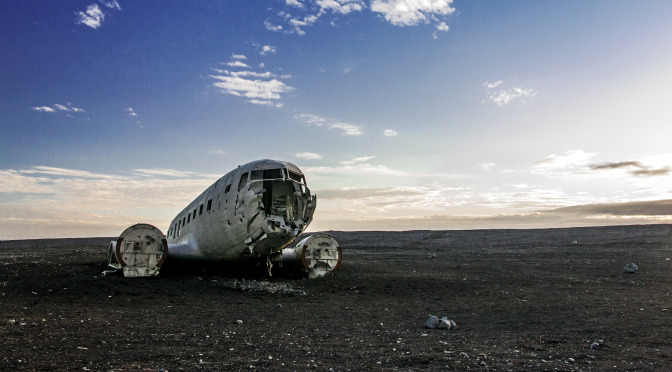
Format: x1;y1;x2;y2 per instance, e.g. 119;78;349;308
435;21;450;31
211;74;293;101
32;104;85;114
232;53;247;60
487;87;537;106
261;45;277;55
126;107;137;116
533;149;597;171
76;1;122;29
370;0;455;26
100;0;121;10
384;129;398;136
0;166;220;239
267;0;366;35
295;113;363;136
305;163;408;177
247;99;285;108
133;169;197;178
265;21;284;32
340;156;377;165
296;152;323;160
33;106;55;113
287;0;305;7
226;61;250;68
483;80;537;106
329;122;363;135
484;80;504;89
316;0;365;15
77;4;105;29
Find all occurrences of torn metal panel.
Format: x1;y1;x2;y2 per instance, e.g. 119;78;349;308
281;233;342;278
108;223;167;277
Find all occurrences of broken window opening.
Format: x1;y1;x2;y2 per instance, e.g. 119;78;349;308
207;199;212;211
182;217;186;227
193;209;197;220
225;184;231;193
288;171;303;183
199;204;203;215
238;172;248;192
250;170;263;180
263;168;283;180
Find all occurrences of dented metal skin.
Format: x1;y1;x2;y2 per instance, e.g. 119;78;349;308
166;159;315;263
109;159;340;278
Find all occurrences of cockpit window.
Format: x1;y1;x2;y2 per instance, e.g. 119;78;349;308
250;170;263;180
288;171;304;183
263;168;283;180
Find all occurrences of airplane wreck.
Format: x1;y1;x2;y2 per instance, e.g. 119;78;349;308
107;160;341;278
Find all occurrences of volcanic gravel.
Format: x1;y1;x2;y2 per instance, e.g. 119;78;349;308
1;224;671;371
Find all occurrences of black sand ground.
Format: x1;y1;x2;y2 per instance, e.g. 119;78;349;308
1;224;671;371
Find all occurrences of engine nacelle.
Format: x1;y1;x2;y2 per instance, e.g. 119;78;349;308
281;233;342;278
108;223;168;277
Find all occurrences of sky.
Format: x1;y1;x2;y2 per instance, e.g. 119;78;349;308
2;0;672;239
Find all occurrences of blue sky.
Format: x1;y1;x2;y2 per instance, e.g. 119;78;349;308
2;0;672;239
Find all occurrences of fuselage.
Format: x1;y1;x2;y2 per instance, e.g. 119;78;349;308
165;159;315;262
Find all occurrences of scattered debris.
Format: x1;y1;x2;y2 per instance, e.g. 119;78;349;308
425;315;456;330
623;263;638;274
219;278;308;295
425;315;439;329
427;253;437;259
235;320;243;325
438;317;457;329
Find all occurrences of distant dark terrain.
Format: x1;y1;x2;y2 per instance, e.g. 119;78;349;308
1;225;671;371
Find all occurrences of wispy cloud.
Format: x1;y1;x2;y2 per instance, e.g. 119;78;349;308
211;53;293;107
33;106;55;113
483;80;537;106
100;0;121;10
296;152;323;160
484;80;503;89
266;0;368;35
0;166;219;239
260;45;277;55
340;156;377;165
211;73;290;98
588;161;671;177
76;1;122;29
294;113;363;135
226;61;250;68
534;149;597;171
384;129;398;136
32;103;86;114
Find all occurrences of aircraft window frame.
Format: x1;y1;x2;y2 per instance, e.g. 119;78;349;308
187;214;190;223
199;204;203;215
207;199;212;211
288;171;303;183
193;209;197;220
238;172;249;191
263;168;284;180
